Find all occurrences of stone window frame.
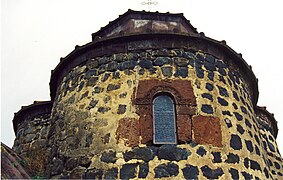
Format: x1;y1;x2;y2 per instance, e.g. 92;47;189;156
152;93;178;144
134;79;196;144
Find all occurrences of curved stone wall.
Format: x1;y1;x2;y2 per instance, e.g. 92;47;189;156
47;49;282;179
12;101;52;177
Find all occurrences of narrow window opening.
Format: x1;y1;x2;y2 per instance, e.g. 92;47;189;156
153;94;177;144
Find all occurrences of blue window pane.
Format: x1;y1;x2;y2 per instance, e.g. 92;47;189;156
153;95;177;144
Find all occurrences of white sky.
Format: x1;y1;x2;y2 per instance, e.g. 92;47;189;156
1;0;283;153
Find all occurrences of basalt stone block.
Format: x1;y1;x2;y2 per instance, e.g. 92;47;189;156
268;142;276;152
245;140;254;152
224;118;232;128
153;57;171;66
174;67;188;78
78;81;85;91
65;158;78;171
124;147;155;162
241;172;253;179
93;86;104;94
218;67;227;76
245;119;252;128
101;150;117;163
88;99;98;109
98;107;110;113
157;144;190;161
229;168;239;179
218;97;228;106
219;75;226;84
112;71;120;79
154;163;179;178
79;156;91;168
98;57;110;65
201;165;224;179
217;85;229;97
232;102;238;110
86;134;93;147
274;161;280;169
207;71;214;81
255;145;261;155
237;124;244;134
234;112;243;121
230;134;242;150
250;159;261;171
182;165;199;179
201;93;213;101
83;168;103;179
117;104;126;114
225;153;239;163
138;163;149;178
120;163;138;179
104;167;118;179
101;73;110;82
84;69;98;79
86;76;98;87
204;61;215;71
240;106;248;114
201;104;213;114
205;83;214;91
107;84;120;92
222;110;232;116
161;66;173;77
174;57;189;67
106;61;118;72
51;158;64;176
196;67;204;78
139;59;153;69
196;146;207;157
212;152;222;163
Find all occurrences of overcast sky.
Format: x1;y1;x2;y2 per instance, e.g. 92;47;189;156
1;0;283;153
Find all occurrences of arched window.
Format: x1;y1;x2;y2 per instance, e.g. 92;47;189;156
153;95;177;144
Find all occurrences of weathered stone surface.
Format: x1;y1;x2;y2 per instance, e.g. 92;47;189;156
192;115;222;147
157;145;190;161
201;104;213;114
196;146;206;157
182;165;199;179
106;84;120;92
117;104;126;114
120;163;138;179
218;97;228;106
51;158;64;176
104;167;118;179
205;83;214;91
229;168;239;179
100;150;117;163
83;168;103;179
225;153;239;163
212;152;221;163
138;162;149;178
174;67;188;78
116;118;140;146
201;165;224;179
230;134;242;150
161;66;173;77
153;57;171;66
154;163;179;178
65;158;78;171
124;147;155;162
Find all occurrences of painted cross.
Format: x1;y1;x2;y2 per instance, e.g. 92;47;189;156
141;0;158;12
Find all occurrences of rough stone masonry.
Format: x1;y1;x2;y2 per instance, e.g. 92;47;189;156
11;10;282;179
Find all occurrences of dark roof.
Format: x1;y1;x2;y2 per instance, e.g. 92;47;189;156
1;143;30;179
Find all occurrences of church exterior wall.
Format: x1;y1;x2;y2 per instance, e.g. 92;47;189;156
46;49;282;179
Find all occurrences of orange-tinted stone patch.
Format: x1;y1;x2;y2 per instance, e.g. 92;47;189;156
116;118;140;147
192;115;222;147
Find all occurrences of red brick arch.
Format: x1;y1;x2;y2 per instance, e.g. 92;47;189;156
133;79;196;143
